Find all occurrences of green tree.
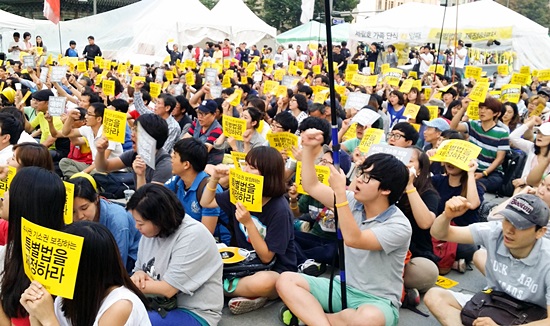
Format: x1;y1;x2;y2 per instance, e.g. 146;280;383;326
199;0;218;10
495;0;550;29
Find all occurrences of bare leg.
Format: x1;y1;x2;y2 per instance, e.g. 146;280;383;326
276;272;331;326
472;248;487;276
327;305;386;326
424;287;463;326
226;271;280;299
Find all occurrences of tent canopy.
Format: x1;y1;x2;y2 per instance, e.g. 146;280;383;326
349;0;550;68
277;20;348;46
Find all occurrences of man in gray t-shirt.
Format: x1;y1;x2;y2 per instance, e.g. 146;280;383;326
425;194;550;325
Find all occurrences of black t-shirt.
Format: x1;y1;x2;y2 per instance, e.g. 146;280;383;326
367;50;378;64
216;191;297;273
332;52;345;66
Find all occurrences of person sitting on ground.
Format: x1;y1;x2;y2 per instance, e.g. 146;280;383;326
95;114;172;190
128;184;223;325
387;122;419;148
165;138;231;245
425;194;550;326
68;173;141;273
201;146;297;315
20;222;150;326
277;127;411;326
215;106;265;154
183;100;225;165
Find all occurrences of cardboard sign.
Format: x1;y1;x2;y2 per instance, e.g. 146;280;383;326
380;63;390;74
48;97;67;117
344;92;370;110
102;80;115;97
384;68;402;87
181;72;193;87
273;69;286;81
367;144;412;165
351;108;380;127
23;55;35;68
102;109;126;143
427;105;439;120
76;61;86;73
230;151;247;170
351;73;367;86
137;122;157;169
204;68;218;85
342;123;357;141
500;84;521;104
464;66;482;80
400;79;414;94
408;71;418;79
428;65;444;75
430;139;482;171
313;91;329;104
263;80;279;95
0;166;16;198
403;103;421;119
149;82;161;98
228;88;243;107
497;64;509;76
358;128;385;153
295;162;330;195
210;85;222;99
530;103;545;117
130;76;145;88
281;75;299;88
537;69;550;82
39;68;49;83
436;275;459;289
229;168;264;212
520;66;531;75
222;74;232;89
21;218;84;299
266;132;299;157
63;182;74;225
467;101;480;120
312;65;321;75
222;115;246;141
468;82;489;103
510;73;528;86
94;56;103;66
51;66;67;83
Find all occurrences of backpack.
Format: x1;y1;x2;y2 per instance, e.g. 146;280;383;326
497;149;528;197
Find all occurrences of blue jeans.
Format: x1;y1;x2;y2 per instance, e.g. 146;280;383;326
148;309;203;326
477;170;504;194
295;231;338;266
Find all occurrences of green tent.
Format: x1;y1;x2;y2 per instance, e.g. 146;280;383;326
276;21;349;44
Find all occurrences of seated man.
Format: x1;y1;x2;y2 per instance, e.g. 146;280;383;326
95;114;172;190
277;128;411;326
425;194;550;325
387;122;419;148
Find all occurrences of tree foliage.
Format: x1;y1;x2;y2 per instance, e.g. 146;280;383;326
495;0;550;29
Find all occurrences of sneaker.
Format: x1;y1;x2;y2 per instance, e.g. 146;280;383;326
279;305;304;326
228;296;267;315
401;288;420;308
298;259;326;277
452;259;467;273
294;220;311;232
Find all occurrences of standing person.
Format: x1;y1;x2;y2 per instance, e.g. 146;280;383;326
340;41;351;71
386;45;398;68
7;32;25;62
20;222;151;326
351;45;367;71
34;36;46;54
64;40;78;57
128;184;223;325
276;129;411;326
166;43;182;66
419;45;433;76
367;43;379;72
449;40;467;79
21;32;32;52
82;36;102;62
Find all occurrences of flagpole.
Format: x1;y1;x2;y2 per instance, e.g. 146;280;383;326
58;24;62;55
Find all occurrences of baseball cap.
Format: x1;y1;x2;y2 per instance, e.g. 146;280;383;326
535;122;550;136
427;99;445;110
498;194;549;230
537;88;550;99
32;89;54;102
197;100;217;114
422;118;450;132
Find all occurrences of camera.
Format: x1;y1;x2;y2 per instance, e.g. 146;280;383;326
444;49;453;55
373;42;385;51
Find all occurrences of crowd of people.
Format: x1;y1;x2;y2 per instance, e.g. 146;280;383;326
0;29;549;326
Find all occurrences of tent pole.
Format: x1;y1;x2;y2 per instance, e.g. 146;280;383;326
435;0;448;79
58;24;62;55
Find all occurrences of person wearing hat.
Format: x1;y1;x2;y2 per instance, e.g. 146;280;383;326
425;194;550;325
422;118;450;151
183;100;224;165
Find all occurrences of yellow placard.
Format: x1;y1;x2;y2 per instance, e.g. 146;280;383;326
413;80;422;90
436;275;459;289
500;84;521;104
0;166;16;198
94;56;103;67
313;91;329;104
365;75;378;87
288;65;298;76
102;80;115;97
497;64;509;76
275;85;288;98
131;76;145;88
400;79;414;94
384;68;402;87
351;73;367;86
295;162;330;195
229;168;264;212
273;69;285;81
380;63;390;74
222;115;246;141
342;123;357;142
464;66;482;80
230;151;247;170
165;71;174;82
21;218;84;299
149;82;161;98
185;71;195;86
296;61;305;70
222;74;232;89
312;65;321;75
427;106;439;120
263;80;279;95
467;102;480;120
102;109;127;143
132;65;141;74
345;71;355;82
530;103;546;117
408;71;418;79
403;103;421;119
346;64;358;72
411;123;421;132
537;69;550;82
358;128;384;153
335;85;347;97
490;90;501;99
369;62;375;72
63;182;74;225
35;47;44;56
429;139;482;171
266;132;299;157
520;66;531;75
468;82;489;103
428;65;444;75
102;60;111;71
228;88;243;107
76;61;86;73
87;61;93;71
510;73;528;86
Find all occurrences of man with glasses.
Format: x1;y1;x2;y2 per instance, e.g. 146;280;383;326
387;122;419;148
277;127;411;326
57;102;123;178
183;100;224;165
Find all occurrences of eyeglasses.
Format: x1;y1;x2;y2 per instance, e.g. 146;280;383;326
290;98;297;102
319;158;333;165
356;171;380;184
387;132;404;140
271;122;283;129
86;112;97;117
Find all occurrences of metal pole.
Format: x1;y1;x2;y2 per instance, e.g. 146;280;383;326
93;0;97;15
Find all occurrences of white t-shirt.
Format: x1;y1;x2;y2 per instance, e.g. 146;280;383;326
18;131;37;144
419;53;433;73
78;125;122;161
8;40;25;61
54;286;151;326
451;46;468;68
0;145;12;165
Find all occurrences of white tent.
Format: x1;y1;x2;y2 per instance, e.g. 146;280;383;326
276;21;349;48
210;0;277;47
349;0;550;69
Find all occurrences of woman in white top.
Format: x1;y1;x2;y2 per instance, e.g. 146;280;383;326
20;222;150;326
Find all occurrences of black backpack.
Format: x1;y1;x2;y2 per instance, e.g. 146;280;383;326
497;149;528;197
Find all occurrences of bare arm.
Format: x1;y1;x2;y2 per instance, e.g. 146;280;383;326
431;196;475;244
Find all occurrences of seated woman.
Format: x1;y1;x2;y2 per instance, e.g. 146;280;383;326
20;222;150;326
68;173;141;273
201;146;297;315
215;107;266;154
0;167;65;326
128;184;223;326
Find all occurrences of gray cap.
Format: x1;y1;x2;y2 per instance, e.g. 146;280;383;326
499;194;550;230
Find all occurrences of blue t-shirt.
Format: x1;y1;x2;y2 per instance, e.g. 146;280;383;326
98;199;141;268
123;122;132;151
165;172;231;245
65;48;78;57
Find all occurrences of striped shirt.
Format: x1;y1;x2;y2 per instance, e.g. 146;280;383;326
462;120;509;172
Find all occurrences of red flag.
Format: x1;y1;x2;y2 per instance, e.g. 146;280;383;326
43;0;60;24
